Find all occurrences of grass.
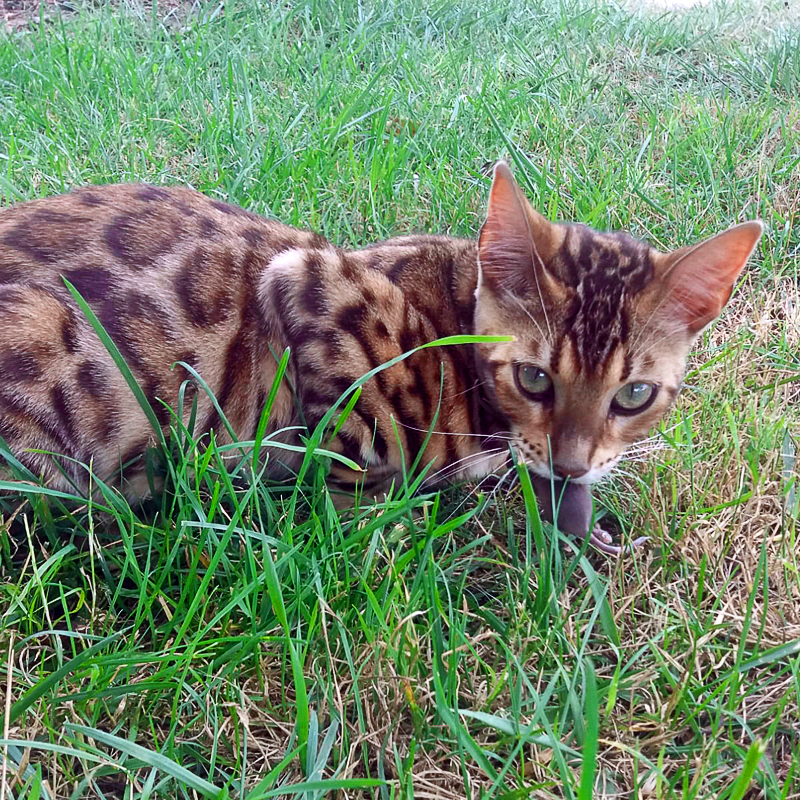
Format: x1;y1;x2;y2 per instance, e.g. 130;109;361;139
0;0;799;797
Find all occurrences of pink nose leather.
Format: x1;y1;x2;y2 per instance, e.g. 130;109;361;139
552;462;589;479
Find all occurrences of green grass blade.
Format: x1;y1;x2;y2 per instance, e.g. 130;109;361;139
578;660;599;800
245;778;385;799
252;347;292;468
64;724;226;799
725;739;766;800
3;633;122;729
63;278;167;452
262;539;310;767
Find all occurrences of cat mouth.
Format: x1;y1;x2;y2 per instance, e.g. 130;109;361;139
492;439;611;485
529;463;608;485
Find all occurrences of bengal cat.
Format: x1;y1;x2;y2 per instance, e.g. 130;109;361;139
0;163;762;553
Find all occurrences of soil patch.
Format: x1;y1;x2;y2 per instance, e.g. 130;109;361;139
2;0;213;33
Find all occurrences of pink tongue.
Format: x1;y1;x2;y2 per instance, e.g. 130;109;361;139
531;476;593;538
530;477;648;555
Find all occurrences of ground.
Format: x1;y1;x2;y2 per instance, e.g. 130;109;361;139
0;0;798;798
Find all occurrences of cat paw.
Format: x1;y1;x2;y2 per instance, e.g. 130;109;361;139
588;525;649;556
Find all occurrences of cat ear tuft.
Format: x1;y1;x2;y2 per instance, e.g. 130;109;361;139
658;221;763;335
478;161;565;298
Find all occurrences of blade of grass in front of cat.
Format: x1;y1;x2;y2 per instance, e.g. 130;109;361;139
286;333;514;518
261;531;310;769
64;278;168;453
252;347;292;468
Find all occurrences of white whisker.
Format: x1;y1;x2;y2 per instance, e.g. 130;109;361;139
421;447;507;488
621;456;662;465
490;466;519;498
622;444;668;456
393;420;515;442
442;458;514;522
607;468;649;485
450;378;489;399
504;290;549;344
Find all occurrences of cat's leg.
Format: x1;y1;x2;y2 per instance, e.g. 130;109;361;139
326;461;407;510
531;476;648;555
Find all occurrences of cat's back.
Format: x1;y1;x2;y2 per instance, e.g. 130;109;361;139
0;182;322;398
0;182;318;289
0;183;321;495
0;182;485;498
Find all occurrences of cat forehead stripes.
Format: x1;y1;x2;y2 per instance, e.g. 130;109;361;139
550;223;654;291
549;223;655;373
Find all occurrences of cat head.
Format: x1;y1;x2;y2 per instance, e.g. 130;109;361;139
474;161;762;484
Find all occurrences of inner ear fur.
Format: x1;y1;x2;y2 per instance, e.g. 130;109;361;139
478;161;566;299
651;221;763;335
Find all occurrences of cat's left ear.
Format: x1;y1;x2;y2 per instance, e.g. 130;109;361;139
656;221;763;334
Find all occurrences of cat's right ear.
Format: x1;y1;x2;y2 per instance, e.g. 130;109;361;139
478;161;565;299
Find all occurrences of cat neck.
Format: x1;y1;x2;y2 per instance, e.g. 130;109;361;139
357;234;480;337
357;235;514;440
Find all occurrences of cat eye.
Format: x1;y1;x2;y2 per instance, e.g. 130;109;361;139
515;364;554;400
611;382;657;415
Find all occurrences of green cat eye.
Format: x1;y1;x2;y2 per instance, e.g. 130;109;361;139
611;382;657;414
516;364;553;400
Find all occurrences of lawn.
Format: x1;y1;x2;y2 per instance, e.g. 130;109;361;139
1;0;799;797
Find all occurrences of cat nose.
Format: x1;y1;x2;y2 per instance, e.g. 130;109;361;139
552;462;589;480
